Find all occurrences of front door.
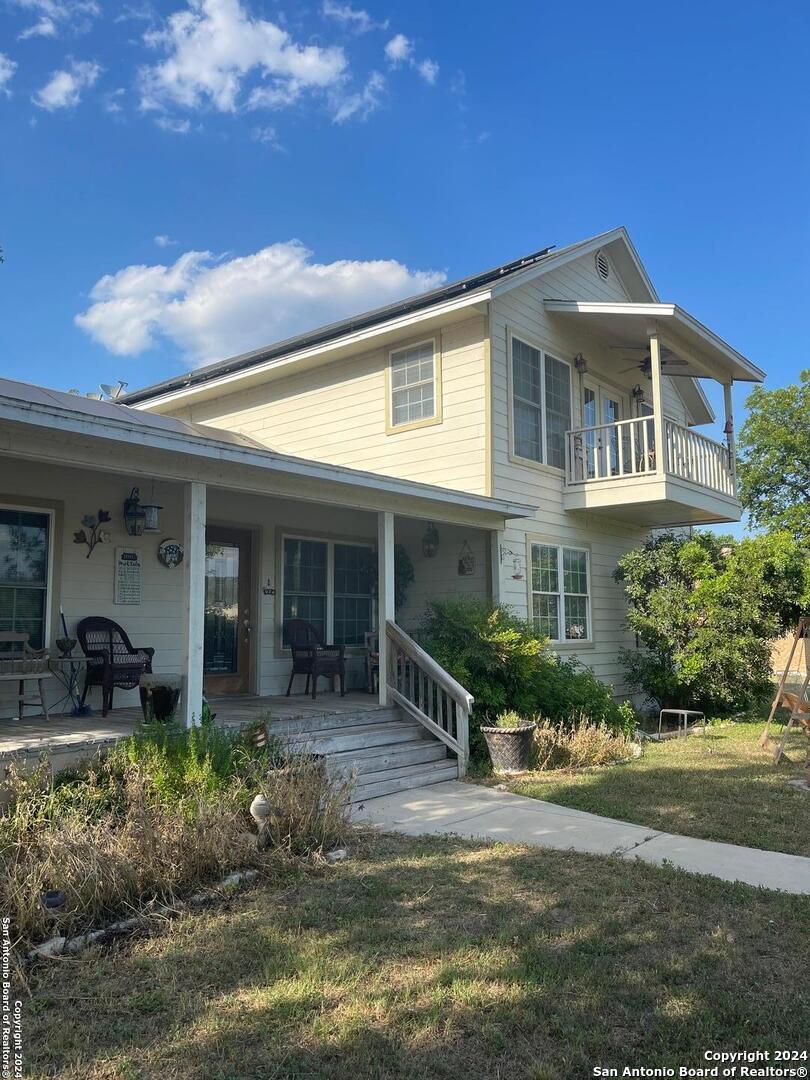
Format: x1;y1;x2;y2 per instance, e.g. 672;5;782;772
203;526;253;696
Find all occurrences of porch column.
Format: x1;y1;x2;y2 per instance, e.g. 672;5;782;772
377;511;395;706
723;380;736;485
489;529;504;606
181;481;206;728
648;327;666;476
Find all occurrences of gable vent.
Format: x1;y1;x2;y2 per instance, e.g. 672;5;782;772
595;249;610;280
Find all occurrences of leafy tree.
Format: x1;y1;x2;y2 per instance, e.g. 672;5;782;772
737;371;810;543
614;530;809;712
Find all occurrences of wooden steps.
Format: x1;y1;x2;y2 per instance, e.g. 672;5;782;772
267;703;457;803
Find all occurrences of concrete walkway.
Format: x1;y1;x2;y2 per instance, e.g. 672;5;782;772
358;781;810;895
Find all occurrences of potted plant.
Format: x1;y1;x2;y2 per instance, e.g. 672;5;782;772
481;710;537;773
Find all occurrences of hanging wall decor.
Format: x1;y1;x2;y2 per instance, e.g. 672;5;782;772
457;540;476;577
157;537;184;568
73;510;112;558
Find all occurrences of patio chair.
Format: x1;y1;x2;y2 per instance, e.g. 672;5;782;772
284;618;346;700
76;616;154;717
0;632;54;721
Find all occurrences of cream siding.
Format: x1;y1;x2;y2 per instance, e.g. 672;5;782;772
490;251;655;691
170;315;489;496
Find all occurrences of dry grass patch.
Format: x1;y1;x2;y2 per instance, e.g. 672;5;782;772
20;833;809;1080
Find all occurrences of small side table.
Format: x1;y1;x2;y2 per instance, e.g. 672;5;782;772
139;673;182;722
48;656;89;716
659;708;706;737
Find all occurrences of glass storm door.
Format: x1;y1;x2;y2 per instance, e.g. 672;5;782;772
203;527;253;696
583;380;628;477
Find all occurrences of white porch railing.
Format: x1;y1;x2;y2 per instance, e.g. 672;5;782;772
663;419;736;496
565;417;735;497
385;620;472;777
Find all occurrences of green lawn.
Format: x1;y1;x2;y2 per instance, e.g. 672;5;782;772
499;718;810;857
24;833;810;1080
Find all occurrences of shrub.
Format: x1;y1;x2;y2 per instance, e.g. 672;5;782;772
419;598;634;761
533;714;632;771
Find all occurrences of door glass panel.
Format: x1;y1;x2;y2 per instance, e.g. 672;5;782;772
583;387;597;478
602;396;621;475
204;541;240;674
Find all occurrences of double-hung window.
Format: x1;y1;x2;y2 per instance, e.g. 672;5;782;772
390;340;437;427
530;542;590;642
282;536;374;647
0;506;52;650
511;336;572;469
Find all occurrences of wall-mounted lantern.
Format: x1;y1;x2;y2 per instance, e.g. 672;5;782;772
632;384;645;408
574;353;588;374
422;522;440;559
124;486;162;536
123;488;146;536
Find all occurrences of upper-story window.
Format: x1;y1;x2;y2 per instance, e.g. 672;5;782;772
389;339;439;429
511;336;572;470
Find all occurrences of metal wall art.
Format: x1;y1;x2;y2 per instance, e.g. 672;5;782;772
73;510;112;558
157;538;184;568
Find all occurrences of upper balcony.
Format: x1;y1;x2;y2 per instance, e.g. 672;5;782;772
543;300;765;527
563;415;740;525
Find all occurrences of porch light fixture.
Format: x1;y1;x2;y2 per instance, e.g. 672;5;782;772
574;353;587;373
422;522;440;559
123;487;147;536
632;384;645;406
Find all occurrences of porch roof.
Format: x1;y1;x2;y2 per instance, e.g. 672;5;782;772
542;300;765;384
0;376;537;526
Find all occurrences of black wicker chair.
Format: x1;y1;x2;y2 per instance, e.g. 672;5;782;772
284;618;346;700
77;617;154;717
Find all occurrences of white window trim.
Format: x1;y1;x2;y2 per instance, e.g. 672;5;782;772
527;539;592;645
280;532;375;647
386;336;442;434
0;502;56;651
508;330;572;472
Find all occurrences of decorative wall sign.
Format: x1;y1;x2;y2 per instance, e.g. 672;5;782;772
458;540;476;577
114;547;143;605
158;538;184;569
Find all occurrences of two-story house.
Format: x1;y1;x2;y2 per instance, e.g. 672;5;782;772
0;227;763;796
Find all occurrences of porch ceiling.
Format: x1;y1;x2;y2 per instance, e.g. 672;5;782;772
543;300;764;384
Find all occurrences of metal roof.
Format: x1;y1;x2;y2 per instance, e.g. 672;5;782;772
120;243;557;405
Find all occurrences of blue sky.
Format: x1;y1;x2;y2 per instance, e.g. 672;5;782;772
1;0;808;454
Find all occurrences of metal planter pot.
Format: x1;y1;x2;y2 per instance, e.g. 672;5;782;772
481;723;536;773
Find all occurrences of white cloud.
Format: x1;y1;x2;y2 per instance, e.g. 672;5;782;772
251;124;283;149
417;58;438;85
321;1;386;34
33;58;100;110
0;54;18;96
331;69;384;123
384;33;412;65
385;33;439;87
75;241;446;366
103;87;126;114
154;114;191;133
12;1;99;38
18;16;57;39
139;0;348;116
154;234;178;247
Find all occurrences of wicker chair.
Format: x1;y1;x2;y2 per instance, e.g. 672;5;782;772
284;618;346;700
76;617;154;717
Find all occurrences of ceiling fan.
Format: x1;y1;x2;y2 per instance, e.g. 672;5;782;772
609;345;692;378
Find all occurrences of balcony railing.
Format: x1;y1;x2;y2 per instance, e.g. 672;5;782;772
565;417;735;498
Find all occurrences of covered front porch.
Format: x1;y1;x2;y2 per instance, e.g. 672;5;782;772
0;377;534;772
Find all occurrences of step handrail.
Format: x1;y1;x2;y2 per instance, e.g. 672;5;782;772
385;620;472;776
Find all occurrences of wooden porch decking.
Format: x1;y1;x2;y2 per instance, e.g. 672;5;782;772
0;691;383;759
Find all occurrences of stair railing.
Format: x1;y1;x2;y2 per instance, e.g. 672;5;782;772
385;620;472;776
